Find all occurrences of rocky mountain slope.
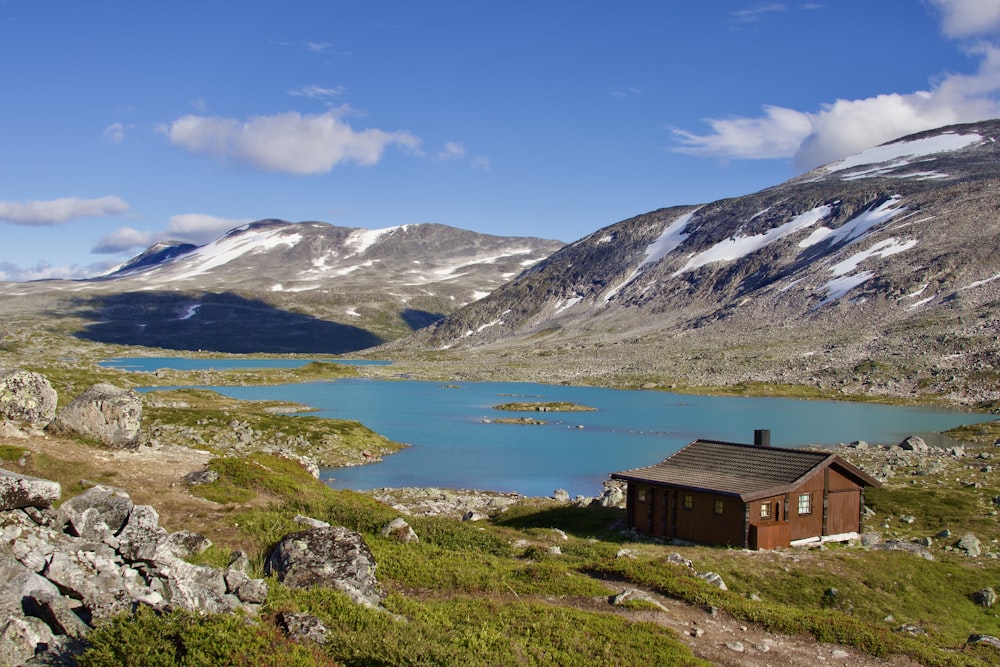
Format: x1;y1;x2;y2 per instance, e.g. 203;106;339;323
397;120;1000;404
0;222;563;354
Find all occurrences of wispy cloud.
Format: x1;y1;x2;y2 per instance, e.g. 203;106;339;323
729;3;786;26
103;122;126;143
305;41;332;53
471;156;491;171
675;0;1000;169
437;141;465;160
612;87;642;99
162;109;422;174
0;259;118;282
0;195;129;226
289;84;347;99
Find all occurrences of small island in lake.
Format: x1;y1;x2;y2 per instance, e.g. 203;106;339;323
492;401;597;412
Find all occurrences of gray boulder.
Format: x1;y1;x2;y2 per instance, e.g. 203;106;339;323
0;469;60;511
0;369;57;425
898;435;929;452
380;517;419;544
265;526;385;608
958;532;982;557
56;484;133;538
48;383;143;449
973;587;997;608
118;505;168;561
277;611;329;645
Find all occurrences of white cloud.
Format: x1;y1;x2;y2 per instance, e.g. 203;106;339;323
673;44;1000;170
0;195;129;226
93;214;255;255
92;226;157;254
472;156;491;171
289;84;347;99
165;110;422;174
165;213;255;244
729;3;786;26
437;141;465;160
103;122;126;143
0;260;115;282
928;0;1000;38
673;105;813;160
674;1;1000;170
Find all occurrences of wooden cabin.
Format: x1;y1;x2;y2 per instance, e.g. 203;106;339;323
610;430;880;549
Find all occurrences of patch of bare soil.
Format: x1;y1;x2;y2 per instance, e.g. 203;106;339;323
576;580;923;667
2;433;245;547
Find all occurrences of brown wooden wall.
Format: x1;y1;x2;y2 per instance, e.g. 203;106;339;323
624;464;867;549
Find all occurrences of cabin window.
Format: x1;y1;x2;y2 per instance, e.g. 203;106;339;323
636;488;646;502
713;499;724;515
797;493;812;515
760;502;771;519
683;494;693;510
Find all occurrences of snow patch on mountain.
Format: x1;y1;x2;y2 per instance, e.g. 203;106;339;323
345;225;406;256
169;228;303;281
603;210;697;301
799;197;905;249
673;205;831;276
824;132;982;176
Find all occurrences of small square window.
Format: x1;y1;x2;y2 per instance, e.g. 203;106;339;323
713;499;724;515
797;493;812;515
683;494;693;510
760;502;771;519
636;489;646;502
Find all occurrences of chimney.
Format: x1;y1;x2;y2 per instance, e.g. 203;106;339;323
754;429;771;448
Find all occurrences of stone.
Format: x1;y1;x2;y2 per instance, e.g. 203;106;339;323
968;634;1000;649
265;526;385;609
164;530;213;559
294;514;330;529
666;553;693;569
973;587;997;608
48;383;143;449
898;435;929;452
23;590;90;639
609;589;668;612
0;469;60;511
56;484;133;538
380;517;419;544
697;571;728;590
551;489;570;502
462;510;486;522
958;532;982;557
277;611;328;645
117;505;168;561
0;369;57;425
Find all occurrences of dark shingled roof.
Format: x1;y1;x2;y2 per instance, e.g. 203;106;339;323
611;439;879;501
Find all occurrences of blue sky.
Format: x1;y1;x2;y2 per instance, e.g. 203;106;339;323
3;0;1000;280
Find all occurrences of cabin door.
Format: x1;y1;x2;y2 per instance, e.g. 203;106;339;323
825;489;860;535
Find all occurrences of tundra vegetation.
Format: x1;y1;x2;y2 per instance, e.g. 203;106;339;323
2;321;1000;665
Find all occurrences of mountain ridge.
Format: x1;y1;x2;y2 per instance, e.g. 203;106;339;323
390;120;1000;404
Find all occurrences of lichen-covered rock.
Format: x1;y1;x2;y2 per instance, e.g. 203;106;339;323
380;517;419;544
56;484;133;538
265;526;385;608
117;505;167;561
0;469;60;511
48;383;143;449
0;369;57;425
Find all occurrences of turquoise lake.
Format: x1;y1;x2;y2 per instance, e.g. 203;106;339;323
127;365;989;498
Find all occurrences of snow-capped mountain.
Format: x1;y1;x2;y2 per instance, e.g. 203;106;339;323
3;222;563;354
404;120;1000;402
